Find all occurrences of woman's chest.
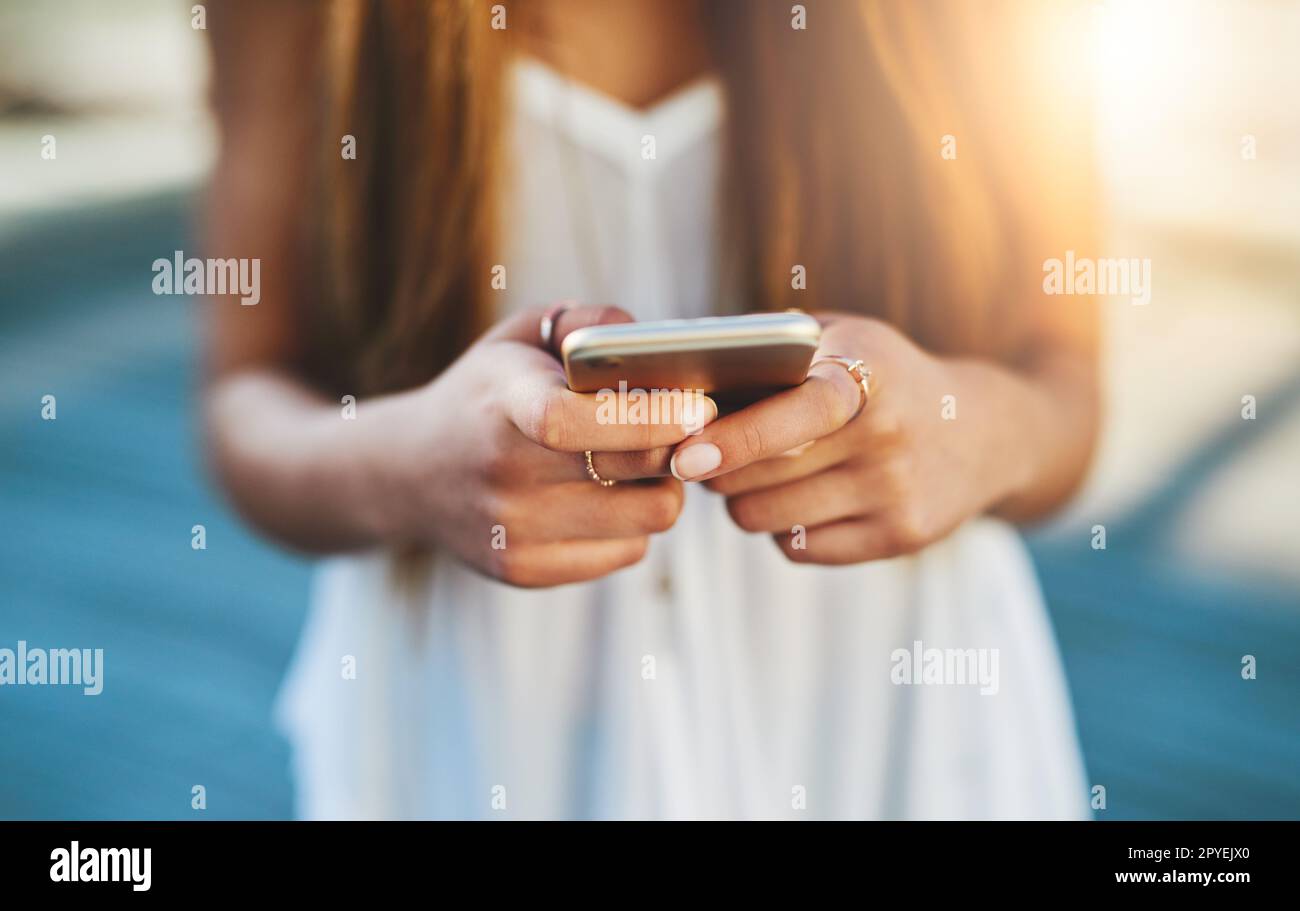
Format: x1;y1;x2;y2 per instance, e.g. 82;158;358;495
496;60;727;324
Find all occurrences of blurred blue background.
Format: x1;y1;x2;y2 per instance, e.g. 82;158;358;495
2;0;1298;819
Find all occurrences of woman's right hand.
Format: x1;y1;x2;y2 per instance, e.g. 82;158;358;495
369;305;716;588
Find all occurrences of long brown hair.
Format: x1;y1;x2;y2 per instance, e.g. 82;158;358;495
305;0;1078;396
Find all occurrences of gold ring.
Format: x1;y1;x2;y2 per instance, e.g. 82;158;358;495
584;450;617;487
811;355;871;419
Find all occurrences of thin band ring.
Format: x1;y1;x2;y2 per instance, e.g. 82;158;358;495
539;301;573;354
584;450;617;487
811;355;871;420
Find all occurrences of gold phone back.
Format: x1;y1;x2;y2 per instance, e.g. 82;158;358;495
563;313;821;397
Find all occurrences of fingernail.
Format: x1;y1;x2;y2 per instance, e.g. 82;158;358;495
682;395;719;436
670;443;722;481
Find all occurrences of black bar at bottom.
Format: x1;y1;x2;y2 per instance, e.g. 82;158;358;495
0;820;1280;896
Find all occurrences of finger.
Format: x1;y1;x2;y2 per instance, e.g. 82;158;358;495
487;301;633;354
583;447;675;481
704;434;850;496
668;358;862;481
508;374;718;452
504;478;684;540
773;516;912;565
525;445;675;483
724;467;868;534
546;303;635;358
491;536;650;588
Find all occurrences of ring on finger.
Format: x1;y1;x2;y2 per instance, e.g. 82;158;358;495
811;355;871;420
540;301;574;354
584;450;617;487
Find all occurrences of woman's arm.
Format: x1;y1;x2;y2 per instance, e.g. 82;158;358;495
202;1;381;552
979;345;1099;524
201;4;704;582
205;370;414;553
668;4;1101;562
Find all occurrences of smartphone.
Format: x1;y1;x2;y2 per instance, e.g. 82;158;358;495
562;312;821;407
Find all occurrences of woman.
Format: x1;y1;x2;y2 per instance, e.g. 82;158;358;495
204;0;1099;818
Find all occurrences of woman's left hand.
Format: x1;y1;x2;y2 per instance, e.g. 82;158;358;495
668;314;1031;565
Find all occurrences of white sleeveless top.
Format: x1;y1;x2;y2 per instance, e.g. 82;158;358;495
275;59;1089;819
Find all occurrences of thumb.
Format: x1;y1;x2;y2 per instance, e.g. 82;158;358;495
487;301;634;355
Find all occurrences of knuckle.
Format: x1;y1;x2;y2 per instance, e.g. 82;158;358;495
634;421;663;450
532;390;572;451
641;487;684;533
885;508;929;555
593;537;651;576
483;493;521;538
592;304;631;326
639;447;671;477
625;536;651;564
778;534;814;563
481;440;517;487
874;527;907;559
739;419;767;463
703;473;735;494
881;459;913;499
726;495;767;533
489;547;533;587
867;404;904;441
602;537;651;574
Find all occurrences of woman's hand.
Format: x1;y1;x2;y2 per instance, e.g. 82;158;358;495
369;305;716;587
206;304;714;585
666;315;1045;565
